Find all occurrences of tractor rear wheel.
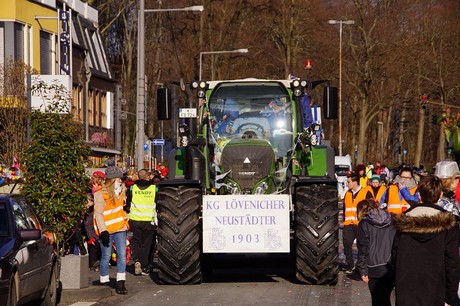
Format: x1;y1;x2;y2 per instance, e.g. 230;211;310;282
294;184;339;285
156;185;202;284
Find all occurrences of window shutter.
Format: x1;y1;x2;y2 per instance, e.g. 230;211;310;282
40;31;52;74
14;23;24;61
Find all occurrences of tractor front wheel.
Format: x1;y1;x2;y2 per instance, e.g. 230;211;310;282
156;186;202;284
294;184;339;285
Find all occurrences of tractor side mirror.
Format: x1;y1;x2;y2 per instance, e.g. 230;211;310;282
323;87;338;119
157;87;171;120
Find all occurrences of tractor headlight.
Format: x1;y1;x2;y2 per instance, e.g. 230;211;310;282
291;79;308;97
254;182;268;194
197;90;206;98
229;182;240;195
310;134;318;146
194;81;208;98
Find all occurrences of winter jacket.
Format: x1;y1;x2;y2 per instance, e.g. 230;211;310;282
437;190;460;219
357;209;396;279
391;204;460;306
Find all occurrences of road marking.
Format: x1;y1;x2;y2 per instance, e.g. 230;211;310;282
68;303;96;306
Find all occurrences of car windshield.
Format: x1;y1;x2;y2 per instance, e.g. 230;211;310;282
335;165;350;176
0;202;9;236
208;82;293;159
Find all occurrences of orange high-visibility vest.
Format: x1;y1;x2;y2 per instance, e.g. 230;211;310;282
385;185;417;214
94;192;129;235
343;187;368;226
366;185;386;203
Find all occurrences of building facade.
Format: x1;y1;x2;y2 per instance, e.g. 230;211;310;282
0;0;120;167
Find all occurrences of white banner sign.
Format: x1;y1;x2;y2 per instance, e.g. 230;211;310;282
29;74;72;114
203;194;290;253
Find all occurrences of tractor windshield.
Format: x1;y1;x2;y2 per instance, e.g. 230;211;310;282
208;82;293;159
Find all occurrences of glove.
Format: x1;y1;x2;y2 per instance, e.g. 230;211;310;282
88;237;96;245
100;231;110;247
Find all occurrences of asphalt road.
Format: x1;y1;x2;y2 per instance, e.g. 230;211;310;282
84;254;390;306
63;201;395;306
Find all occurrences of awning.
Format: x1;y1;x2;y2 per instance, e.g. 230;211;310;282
90;146;121;156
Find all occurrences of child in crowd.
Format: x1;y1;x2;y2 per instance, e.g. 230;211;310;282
357;199;395;306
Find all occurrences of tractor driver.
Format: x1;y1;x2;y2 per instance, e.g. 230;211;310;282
260;98;291;155
215;98;239;135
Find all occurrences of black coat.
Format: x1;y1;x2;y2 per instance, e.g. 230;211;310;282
391;204;460;306
357;209;396;279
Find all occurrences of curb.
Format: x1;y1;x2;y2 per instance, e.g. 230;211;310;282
59;285;112;305
58;269;113;305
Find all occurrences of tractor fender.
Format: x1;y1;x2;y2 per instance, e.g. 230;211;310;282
157;179;201;190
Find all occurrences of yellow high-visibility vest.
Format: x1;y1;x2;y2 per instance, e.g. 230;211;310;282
129;184;156;222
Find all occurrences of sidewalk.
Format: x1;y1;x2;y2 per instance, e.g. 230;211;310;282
59;268;111;305
58;261;157;305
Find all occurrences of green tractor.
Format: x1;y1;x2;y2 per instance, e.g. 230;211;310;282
156;78;339;285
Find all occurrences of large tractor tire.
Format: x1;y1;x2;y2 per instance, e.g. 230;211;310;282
294;184;339;285
156;185;202;284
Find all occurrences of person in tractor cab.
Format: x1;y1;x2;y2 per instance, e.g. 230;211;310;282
260;97;291;155
215;98;239;135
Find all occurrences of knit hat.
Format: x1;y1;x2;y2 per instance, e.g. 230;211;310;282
370;174;381;182
104;159;123;179
355;164;365;172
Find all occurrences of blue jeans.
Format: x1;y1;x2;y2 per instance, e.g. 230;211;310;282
100;231;127;277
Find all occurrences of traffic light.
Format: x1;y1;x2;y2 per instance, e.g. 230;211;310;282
421;94;428;110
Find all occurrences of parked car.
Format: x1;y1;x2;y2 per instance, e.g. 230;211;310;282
0;194;59;306
335;155;353;200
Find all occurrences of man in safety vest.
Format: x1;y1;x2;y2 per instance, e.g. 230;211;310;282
366;174;386;203
380;166;419;214
126;169;157;276
343;172;373;274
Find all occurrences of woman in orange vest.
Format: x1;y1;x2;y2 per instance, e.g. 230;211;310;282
366;175;386;203
94;160;129;294
380;166;419;214
342;172;373;274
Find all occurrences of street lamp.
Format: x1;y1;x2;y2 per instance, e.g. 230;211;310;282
199;48;249;80
136;3;204;170
328;19;355;157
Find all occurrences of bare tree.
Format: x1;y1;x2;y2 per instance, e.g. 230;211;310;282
0;59;35;166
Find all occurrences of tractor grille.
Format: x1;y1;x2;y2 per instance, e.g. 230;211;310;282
221;139;275;191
